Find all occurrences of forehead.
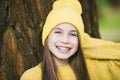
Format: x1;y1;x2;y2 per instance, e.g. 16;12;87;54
54;23;77;31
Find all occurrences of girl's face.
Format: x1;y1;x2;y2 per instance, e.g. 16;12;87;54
47;23;78;66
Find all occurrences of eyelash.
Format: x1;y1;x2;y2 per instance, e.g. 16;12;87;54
54;31;77;37
54;31;61;34
70;33;77;37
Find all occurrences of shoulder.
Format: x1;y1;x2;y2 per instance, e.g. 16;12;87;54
20;63;42;80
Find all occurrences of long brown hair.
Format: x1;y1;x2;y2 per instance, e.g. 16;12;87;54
69;38;90;80
41;37;90;80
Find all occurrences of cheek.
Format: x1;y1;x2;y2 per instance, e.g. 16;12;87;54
71;38;78;45
48;34;58;46
71;38;78;50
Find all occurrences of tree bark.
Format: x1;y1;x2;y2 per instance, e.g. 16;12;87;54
80;0;101;38
0;0;101;80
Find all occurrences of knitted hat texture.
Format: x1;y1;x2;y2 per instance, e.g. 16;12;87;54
42;0;84;45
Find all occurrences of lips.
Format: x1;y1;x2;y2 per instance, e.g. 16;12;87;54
56;46;71;54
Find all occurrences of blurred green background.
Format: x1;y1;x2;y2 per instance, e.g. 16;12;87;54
96;0;120;42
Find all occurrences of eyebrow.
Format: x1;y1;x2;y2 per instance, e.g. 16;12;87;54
55;28;77;32
55;28;62;30
70;30;77;32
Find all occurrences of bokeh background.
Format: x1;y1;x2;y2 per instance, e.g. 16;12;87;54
96;0;120;42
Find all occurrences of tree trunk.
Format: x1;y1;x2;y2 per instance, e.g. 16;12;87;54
0;0;100;80
80;0;101;38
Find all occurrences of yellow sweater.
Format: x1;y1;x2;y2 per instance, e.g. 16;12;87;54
20;64;76;80
21;33;120;80
83;33;120;80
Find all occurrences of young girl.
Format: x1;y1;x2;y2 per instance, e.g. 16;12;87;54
21;0;90;80
21;0;120;80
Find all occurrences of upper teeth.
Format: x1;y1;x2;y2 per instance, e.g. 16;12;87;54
57;46;70;51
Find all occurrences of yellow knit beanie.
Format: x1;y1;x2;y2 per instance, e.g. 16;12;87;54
42;0;84;45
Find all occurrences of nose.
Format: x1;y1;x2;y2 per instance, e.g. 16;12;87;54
60;35;69;44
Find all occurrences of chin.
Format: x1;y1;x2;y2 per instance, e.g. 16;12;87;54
57;56;70;60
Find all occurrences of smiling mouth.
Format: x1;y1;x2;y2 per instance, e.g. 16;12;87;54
56;46;71;53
